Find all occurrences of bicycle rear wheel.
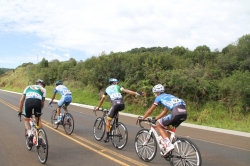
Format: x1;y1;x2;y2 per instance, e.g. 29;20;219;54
25;129;32;151
170;137;202;166
93;117;105;141
111;122;128;150
37;128;48;164
134;129;157;162
63;113;74;135
51;110;59;129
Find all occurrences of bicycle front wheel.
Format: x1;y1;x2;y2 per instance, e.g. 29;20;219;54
63;113;74;135
134;129;157;162
111;122;128;150
37;128;48;164
93;117;105;141
51;110;59;129
170;137;202;166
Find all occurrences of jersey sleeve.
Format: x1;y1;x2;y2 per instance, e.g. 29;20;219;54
53;88;57;95
153;96;161;106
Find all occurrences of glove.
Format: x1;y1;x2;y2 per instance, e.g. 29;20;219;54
136;91;143;96
152;117;156;124
48;101;52;105
138;116;142;121
18;112;22;117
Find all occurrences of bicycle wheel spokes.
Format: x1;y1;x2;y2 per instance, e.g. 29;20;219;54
63;113;74;135
111;122;128;150
51;110;59;129
170;138;202;166
134;129;157;162
93;117;105;141
37;128;48;164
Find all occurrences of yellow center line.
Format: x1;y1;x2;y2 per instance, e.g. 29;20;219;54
0;99;148;166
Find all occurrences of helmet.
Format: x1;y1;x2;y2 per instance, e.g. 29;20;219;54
36;79;46;87
109;78;118;83
152;84;164;93
55;80;63;86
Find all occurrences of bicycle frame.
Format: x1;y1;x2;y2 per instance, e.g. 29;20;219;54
145;120;177;152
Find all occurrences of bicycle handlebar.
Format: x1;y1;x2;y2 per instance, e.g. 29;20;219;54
136;117;156;128
93;107;108;116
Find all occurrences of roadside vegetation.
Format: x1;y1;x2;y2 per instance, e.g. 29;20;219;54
1;34;249;133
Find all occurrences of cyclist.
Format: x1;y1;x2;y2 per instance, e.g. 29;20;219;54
138;84;187;156
48;80;72;124
95;78;143;143
18;79;46;145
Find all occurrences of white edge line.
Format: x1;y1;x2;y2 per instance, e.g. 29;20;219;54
1;89;250;138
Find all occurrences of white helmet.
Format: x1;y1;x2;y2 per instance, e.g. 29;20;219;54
152;84;164;93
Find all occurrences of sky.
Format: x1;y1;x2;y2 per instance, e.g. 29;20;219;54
0;0;249;69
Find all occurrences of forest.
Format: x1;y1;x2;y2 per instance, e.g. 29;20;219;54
1;34;250;131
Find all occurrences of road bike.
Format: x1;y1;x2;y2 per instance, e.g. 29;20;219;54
19;113;48;164
93;107;128;150
135;117;202;166
50;103;74;135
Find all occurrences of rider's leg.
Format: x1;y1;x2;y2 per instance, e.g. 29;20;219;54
104;117;112;142
24;117;31;135
35;117;42;128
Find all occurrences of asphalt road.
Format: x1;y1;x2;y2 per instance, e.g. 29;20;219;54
0;90;249;166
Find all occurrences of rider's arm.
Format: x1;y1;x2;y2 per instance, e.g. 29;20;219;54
19;95;25;113
120;87;142;96
96;94;105;110
50;93;56;103
142;104;157;120
155;107;168;120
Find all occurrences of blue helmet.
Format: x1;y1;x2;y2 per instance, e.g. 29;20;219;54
109;78;118;84
55;80;63;86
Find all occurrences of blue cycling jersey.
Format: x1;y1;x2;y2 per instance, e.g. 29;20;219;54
53;85;72;96
154;93;186;111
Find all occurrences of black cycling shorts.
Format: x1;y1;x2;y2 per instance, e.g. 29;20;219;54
159;105;187;128
24;98;42;118
107;100;125;119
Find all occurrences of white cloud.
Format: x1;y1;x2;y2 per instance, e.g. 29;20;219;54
0;0;249;60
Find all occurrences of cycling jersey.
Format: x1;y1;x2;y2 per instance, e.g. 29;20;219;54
54;85;72;107
23;85;46;118
153;93;186;111
104;84;125;119
104;84;123;100
155;93;187;128
23;85;46;100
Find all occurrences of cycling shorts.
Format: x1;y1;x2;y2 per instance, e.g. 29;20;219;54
58;95;72;107
107;100;125;120
24;98;42;118
159;105;187;128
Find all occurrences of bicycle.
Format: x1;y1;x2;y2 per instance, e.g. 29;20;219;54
19;113;48;164
135;117;202;166
93;107;128;150
50;103;74;135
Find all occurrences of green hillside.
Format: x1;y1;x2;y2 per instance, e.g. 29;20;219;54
0;34;250;133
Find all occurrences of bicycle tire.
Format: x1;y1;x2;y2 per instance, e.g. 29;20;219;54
93;117;105;141
111;122;128;150
25;129;32;151
51;110;59;129
63;113;74;135
134;129;157;162
37;128;48;164
170;137;202;166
